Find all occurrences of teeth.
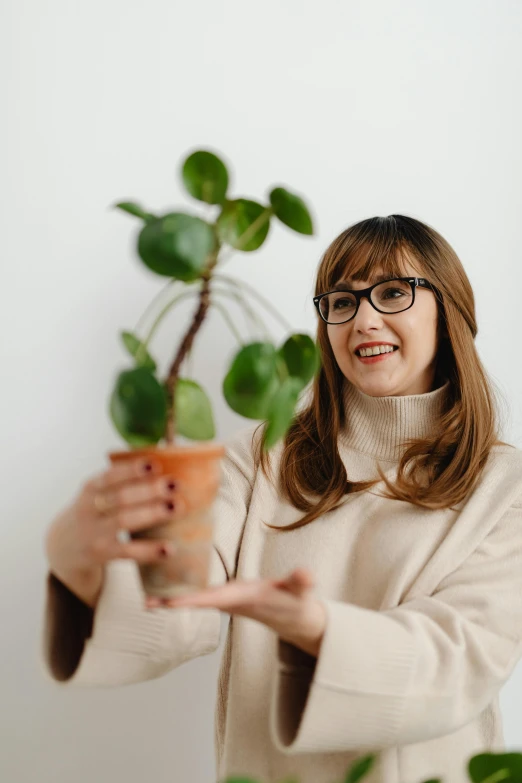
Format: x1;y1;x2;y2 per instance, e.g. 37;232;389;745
358;345;396;357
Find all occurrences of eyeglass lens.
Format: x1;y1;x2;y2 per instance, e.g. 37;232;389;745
319;279;413;323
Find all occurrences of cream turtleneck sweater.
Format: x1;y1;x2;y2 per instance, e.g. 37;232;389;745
42;381;522;783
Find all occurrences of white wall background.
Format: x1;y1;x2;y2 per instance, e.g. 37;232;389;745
2;1;522;781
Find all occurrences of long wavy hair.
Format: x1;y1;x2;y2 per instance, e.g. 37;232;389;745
253;214;509;532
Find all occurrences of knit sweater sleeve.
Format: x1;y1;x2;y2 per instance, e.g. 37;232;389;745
270;472;522;754
41;424;258;686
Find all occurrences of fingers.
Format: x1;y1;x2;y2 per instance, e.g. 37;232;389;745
290;568;315;588
108;497;187;535
154;581;250;610
85;457;162;495
85;474;179;513
274;568;315;595
115;538;174;565
142;570;318;614
78;470;185;535
49;458;181;577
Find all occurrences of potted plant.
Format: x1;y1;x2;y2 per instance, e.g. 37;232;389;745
107;148;320;599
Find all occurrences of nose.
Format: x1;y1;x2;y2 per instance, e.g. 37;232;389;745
352;295;384;331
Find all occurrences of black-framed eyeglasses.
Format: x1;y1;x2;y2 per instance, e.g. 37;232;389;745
313;277;437;325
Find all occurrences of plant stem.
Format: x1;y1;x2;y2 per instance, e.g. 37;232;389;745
213;272;294;332
164;255;219;444
209;300;245;345
134;278;178;335
135;286;201;365
211;285;273;341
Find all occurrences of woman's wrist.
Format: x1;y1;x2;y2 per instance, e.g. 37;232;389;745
49;565;104;610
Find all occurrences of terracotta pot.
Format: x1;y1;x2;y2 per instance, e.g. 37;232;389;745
108;442;225;598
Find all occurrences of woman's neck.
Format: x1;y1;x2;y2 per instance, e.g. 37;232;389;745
338;378;450;461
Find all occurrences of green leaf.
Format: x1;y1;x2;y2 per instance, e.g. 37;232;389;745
174;378;215;440
223;342;279;419
217;198;271;252
113;201;156;223
138;212;215;280
269;186;314;235
343;753;377;783
181;149;229;205
263;376;302;449
468;752;522;783
121;331;157;372
278;334;320;390
109;367;167;447
222;778;261;783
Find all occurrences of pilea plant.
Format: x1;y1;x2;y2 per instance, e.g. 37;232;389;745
222;750;522;783
109;148;321;450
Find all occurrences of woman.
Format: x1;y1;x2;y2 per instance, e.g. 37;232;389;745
43;215;522;783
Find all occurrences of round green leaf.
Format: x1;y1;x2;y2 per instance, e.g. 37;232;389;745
217;198;271;252
121;331;157;372
269;186;314;235
468;753;522;783
138;212;215;280
181;150;229;205
263;376;302;450
109;367;167;447
223;342;279;419
175;378;215;440
223;778;261;783
113;201;156;223
344;754;377;783
278;334;320;389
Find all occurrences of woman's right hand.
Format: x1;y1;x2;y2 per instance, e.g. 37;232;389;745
44;456;179;606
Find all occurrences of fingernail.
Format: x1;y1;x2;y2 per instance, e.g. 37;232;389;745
165;500;175;512
142;460;160;474
159;545;170;558
165;480;177;492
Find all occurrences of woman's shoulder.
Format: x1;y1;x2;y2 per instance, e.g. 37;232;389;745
481;442;522;505
223;421;264;454
221;422;266;480
489;441;522;461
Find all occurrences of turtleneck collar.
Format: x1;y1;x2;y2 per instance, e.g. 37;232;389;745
339;378;451;462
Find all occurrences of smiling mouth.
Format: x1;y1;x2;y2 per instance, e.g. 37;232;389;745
356;347;399;364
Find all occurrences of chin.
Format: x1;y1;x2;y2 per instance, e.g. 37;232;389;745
352;375;398;396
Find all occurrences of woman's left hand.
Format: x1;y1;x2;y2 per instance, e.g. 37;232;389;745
145;567;327;658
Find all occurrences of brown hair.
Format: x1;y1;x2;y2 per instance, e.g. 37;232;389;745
253;214;510;532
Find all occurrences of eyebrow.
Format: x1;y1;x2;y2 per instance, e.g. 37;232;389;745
331;274;398;291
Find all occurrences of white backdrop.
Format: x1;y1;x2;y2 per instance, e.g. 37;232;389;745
2;1;522;781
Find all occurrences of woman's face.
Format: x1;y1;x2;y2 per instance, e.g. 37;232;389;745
326;261;441;397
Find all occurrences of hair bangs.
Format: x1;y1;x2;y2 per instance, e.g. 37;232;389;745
321;231;425;296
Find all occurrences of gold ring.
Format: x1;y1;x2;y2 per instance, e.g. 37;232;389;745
94;493;112;515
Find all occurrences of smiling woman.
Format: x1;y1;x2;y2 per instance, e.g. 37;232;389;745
42;213;522;783
254;214;503;529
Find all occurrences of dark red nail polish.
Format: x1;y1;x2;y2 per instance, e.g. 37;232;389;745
165;500;175;511
166;481;176;491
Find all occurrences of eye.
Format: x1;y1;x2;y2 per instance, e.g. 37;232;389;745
381;286;406;299
333;297;354;309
